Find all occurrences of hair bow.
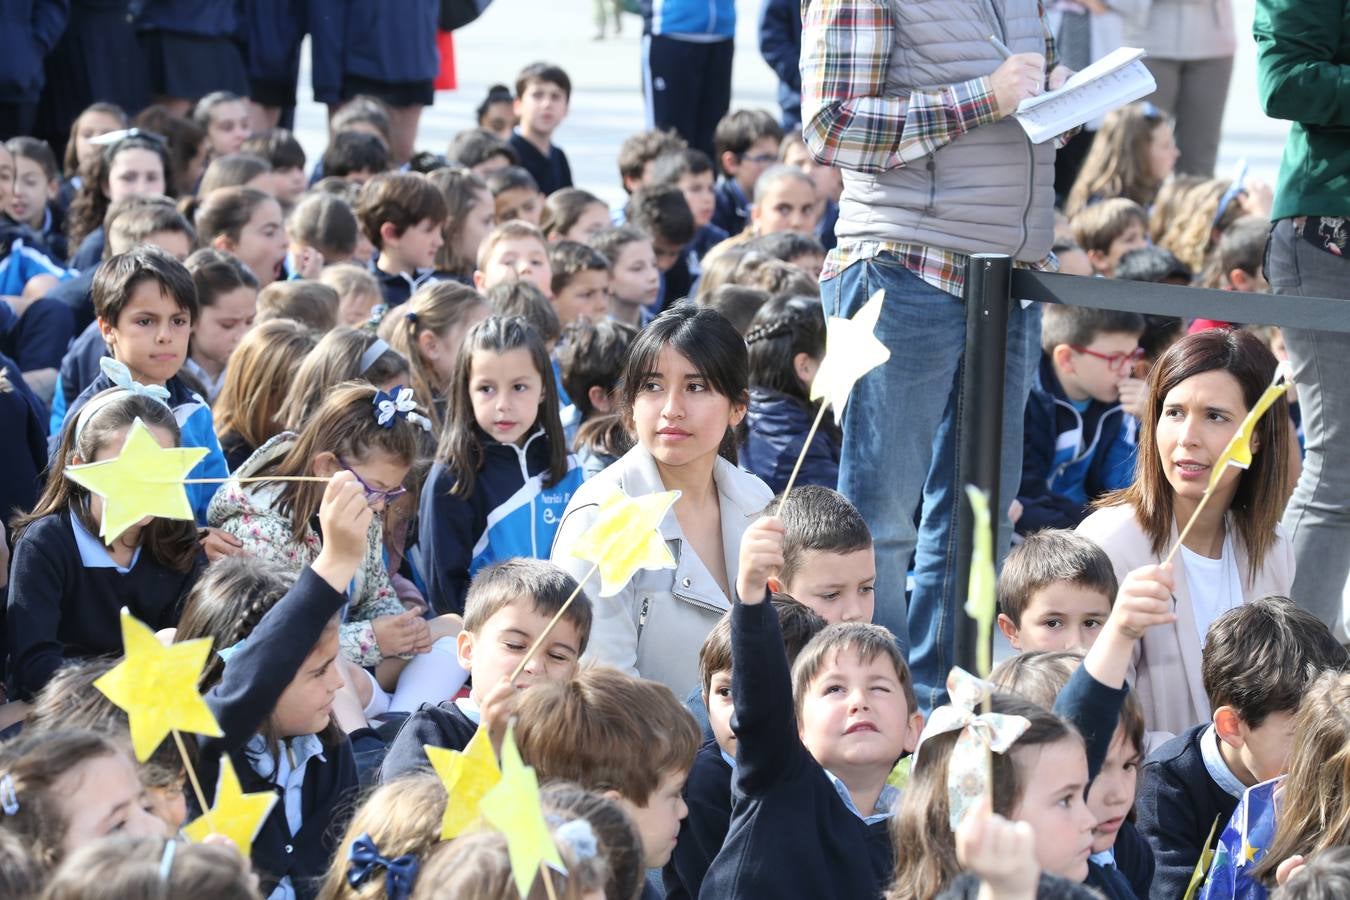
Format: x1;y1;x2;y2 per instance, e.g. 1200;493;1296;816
551;818;599;861
915;667;1031;831
100;357;171;406
346;833;420;900
373;386;432;432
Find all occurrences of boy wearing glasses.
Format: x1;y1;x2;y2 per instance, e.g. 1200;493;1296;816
1016;303;1146;536
711;109;784;237
1071;197;1150;277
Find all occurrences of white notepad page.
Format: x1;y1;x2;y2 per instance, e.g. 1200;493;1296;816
1014;46;1157;144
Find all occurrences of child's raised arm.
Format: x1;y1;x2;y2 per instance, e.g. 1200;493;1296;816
200;473;371;753
1054;563;1175;777
731;516;805;795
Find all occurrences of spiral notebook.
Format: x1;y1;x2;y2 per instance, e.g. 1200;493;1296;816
1014;46;1157;144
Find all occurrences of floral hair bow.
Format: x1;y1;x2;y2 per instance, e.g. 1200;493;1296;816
915;666;1030;831
373;385;431;432
346;833;420;900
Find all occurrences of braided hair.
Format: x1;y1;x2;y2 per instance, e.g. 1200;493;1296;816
745;294;827;405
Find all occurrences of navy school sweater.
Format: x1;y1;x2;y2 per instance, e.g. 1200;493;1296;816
663;739;733;900
699;598;893;900
1135;724;1239;900
378;700;478;782
508;132;573;196
5;510;202;701
196;566;359;900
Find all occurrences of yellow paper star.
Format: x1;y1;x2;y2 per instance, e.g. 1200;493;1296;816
479;726;565;898
182;756;279;856
1206;366;1292;494
64;417;207;543
568;490;680;597
962;486;996;678
94;608;223;761
810;289;891;416
426;727;502;840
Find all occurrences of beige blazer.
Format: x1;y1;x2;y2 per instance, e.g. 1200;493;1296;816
1077;504;1295;745
550;444;774;693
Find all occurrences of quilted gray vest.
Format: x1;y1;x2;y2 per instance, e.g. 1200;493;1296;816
835;0;1057;262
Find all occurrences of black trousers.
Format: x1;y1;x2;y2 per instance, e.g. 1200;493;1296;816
642;34;734;161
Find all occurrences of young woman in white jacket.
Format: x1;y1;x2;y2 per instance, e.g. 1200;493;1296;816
551;303;774;692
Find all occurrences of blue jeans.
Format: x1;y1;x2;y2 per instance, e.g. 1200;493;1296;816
821;256;1040;712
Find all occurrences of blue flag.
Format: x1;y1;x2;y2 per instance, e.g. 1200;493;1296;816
1198;776;1283;900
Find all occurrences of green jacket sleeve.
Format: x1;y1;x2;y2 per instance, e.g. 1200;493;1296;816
1254;0;1350;126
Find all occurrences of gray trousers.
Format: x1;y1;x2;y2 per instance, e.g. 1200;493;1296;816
1269;218;1350;632
1144;55;1234;177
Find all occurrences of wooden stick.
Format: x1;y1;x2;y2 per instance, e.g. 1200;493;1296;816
172;729;217;835
776;401;830;512
541;865;560;900
1162;486;1219;568
181;475;331;485
508;562;599;685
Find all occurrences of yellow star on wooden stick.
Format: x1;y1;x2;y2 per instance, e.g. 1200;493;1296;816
568;490;680;597
1205;363;1292;494
94;608;223;761
426;727;501;840
182;756;279;856
64;417;207;543
479;725;565;898
810;289;891;416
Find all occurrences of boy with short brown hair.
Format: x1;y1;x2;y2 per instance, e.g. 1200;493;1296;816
355;172;447;307
996;529;1118;653
515;666;700;872
380;558;591;781
1071;198;1149;277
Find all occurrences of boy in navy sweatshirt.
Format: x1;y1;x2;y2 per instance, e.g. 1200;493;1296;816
663;597;825;900
508;63;574;196
700;515;924;900
1136;597;1348;899
379;558;591;781
356;172;448;308
1017;304;1144;537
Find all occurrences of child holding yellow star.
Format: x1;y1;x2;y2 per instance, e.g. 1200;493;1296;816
179;471;372;900
6;390;203;702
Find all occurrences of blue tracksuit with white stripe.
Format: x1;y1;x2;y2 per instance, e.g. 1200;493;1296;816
59;373;229;524
418;427;584;615
640;0;736;159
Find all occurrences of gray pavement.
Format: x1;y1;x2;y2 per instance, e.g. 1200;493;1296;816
292;0;1290;205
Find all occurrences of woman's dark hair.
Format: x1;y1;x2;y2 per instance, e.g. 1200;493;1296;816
618;302;749;464
66;135;173;249
436;315;569;499
745;294;826;404
14;390;200;572
1097;328;1291;578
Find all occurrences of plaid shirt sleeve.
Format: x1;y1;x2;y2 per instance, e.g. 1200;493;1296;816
800;0;1002;174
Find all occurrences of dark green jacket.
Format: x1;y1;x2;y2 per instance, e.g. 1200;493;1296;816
1254;0;1350;218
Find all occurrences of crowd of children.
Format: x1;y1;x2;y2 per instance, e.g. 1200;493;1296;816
0;35;1344;900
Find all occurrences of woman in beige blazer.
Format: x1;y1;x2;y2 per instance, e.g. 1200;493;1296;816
1079;329;1294;745
552;305;773;693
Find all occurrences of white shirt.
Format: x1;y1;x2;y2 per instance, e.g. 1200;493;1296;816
247;733;326;900
1180;534;1243;645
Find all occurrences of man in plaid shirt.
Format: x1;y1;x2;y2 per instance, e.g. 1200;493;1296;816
802;0;1072;710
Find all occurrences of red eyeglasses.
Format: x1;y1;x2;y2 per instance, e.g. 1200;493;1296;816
1070;345;1146;372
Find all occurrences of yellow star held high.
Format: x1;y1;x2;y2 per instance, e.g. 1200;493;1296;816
93;608;223;761
63;417;207;543
426;727;502;840
568;489;680;597
1205;363;1293;494
810;288;891;417
183;756;279;856
479;726;565;898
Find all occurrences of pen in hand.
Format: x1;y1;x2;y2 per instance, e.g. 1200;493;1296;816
987;34;1014;59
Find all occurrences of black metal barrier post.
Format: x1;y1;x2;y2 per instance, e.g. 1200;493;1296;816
954;254;1012;674
952;262;1350;675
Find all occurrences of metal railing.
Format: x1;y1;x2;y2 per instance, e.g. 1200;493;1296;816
952;257;1349;672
